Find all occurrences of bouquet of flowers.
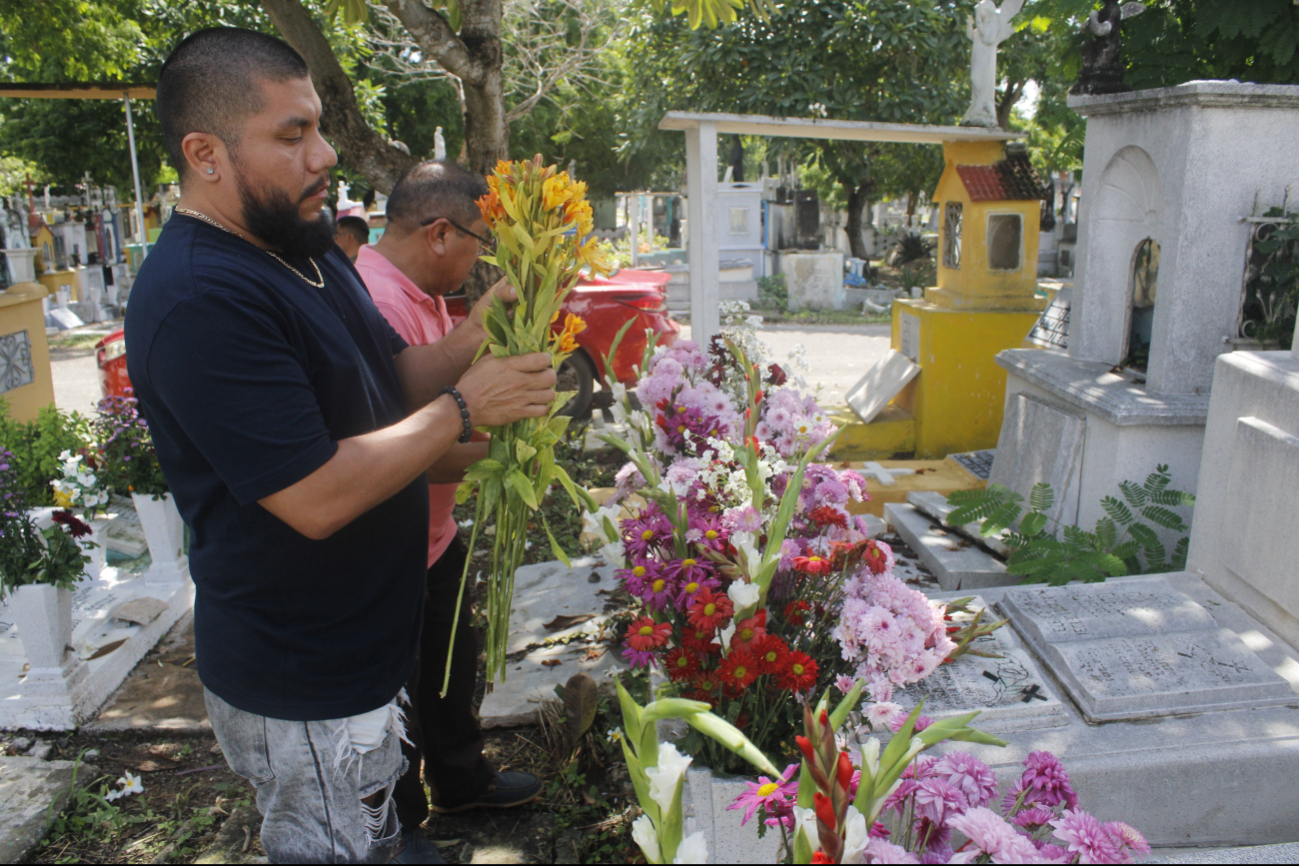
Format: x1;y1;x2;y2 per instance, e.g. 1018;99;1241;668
50;449;110;519
446;156;608;691
94;390;168;498
590;330;959;770
1;448;95;591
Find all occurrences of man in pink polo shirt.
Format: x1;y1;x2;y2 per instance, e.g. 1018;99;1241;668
356;160;541;862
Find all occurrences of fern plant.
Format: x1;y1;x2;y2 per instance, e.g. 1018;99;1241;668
945;465;1195;586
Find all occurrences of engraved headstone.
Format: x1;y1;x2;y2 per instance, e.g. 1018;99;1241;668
883;597;1069;736
1027;287;1070;349
1000;577;1295;722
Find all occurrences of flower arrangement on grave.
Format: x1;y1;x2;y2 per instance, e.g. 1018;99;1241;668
588;332;968;771
446;156;608;691
615;678;1150;865
50;449;110;519
94;389;168;498
0;449;96;591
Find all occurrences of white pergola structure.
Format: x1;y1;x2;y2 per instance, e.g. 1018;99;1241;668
658;111;1024;344
0;83;157;257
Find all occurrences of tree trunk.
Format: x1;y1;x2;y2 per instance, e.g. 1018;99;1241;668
996;78;1026;130
845;183;873;261
458;0;509;174
730;135;744;183
261;0;416;193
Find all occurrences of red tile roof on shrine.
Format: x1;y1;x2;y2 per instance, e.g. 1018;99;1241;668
955;153;1048;202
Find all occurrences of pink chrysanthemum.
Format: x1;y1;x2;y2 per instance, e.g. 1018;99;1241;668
1050;809;1128;865
1105;821;1151;858
947;806;1041;864
932;752;999;809
1022;751;1079;810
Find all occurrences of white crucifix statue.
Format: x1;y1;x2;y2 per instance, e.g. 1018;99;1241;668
858;462;916;487
961;0;1025;128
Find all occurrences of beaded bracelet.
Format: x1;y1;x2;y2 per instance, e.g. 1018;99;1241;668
441;386;473;443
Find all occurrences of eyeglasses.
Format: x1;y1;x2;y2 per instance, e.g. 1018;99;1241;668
420;215;495;253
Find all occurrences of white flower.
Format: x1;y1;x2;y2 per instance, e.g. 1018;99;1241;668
644;742;692;816
793;806;818;850
672;831;709;864
631;815;662;863
718;621;736;650
731;531;760;574
727;580;759;611
842;811;869;864
106;771;144;801
583;503;622;541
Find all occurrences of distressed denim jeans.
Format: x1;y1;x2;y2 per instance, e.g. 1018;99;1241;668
205;688;408;864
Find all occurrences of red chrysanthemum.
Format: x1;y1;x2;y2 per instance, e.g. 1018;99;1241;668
687;586;734;633
784;600;811;627
688;670;721;704
792;554;833;576
751;634;790;675
729;609;768;653
863;540;889;575
809;505;848;529
664;646;701;683
682;626;721;657
625;616;672;652
778;651;819;692
718;650;759;695
52;510;92;539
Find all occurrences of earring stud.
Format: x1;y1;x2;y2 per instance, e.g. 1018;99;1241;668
206;168;215;175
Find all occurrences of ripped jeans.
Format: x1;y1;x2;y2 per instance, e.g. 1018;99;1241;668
205;688;409;864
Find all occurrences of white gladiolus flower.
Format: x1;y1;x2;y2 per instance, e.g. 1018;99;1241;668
645;743;692;816
718;621;737;651
731;531;760;573
631;815;662;863
842;811;869;864
727;580;759;611
672;831;709;864
599;539;626;568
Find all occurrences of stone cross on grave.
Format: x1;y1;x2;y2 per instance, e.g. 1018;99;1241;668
858;462;916;487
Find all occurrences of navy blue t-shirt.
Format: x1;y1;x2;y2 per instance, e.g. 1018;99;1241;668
125;214;428;721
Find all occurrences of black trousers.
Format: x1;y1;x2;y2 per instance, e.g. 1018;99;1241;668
393;535;496;828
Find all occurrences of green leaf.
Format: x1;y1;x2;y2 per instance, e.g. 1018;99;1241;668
1095;517;1118;550
515;440;538;464
1102;496;1135;526
1170;537;1190;571
682;712;782;777
541;515;571;567
1141;505;1188;533
1121;480;1148;509
1019;512;1048;538
506;468;540;510
1029;482;1055;512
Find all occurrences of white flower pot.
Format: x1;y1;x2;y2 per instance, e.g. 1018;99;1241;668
9;584;73;672
132;492;185;574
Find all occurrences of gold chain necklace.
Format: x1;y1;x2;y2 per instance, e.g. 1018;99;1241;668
174;206;325;289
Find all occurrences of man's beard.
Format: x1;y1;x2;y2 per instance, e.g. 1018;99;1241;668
233;162;336;258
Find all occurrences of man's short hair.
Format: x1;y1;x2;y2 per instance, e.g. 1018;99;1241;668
157;28;310;181
385;160;489;233
336;215;370;245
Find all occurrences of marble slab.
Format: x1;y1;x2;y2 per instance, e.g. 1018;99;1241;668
883;597;1069;737
999;577;1295;722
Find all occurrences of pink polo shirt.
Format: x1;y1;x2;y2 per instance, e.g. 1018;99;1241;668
355;245;459;569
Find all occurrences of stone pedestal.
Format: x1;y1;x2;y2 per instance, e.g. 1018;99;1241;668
781;251;844;311
0;283;54;422
1187;349;1299;650
2;248;37;284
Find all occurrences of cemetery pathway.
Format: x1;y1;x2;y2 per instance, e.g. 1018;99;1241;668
50;345;104;416
679;323;891;404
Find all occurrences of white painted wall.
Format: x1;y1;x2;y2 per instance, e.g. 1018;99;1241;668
1068;82;1299;396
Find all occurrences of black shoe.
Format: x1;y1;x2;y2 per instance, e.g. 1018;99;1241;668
429;771;543;814
392;829;445;864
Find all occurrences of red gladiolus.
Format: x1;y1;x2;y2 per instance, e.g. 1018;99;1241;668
625;616;672;652
796;735;816;765
687;587;734;633
664;646;701;682
780;652;820;692
718;650;759;695
792;554;833;576
814;792;836;831
836;751;854;791
751;634;789;675
811;852;832;864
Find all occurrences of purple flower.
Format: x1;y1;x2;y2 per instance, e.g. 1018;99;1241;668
1021;751;1078;810
621;505;672;560
1050;810;1128;865
912;778;968;825
686;511;728;552
723;505;763;534
617;561;659;597
620;646;657;669
947;807;1041;864
1105;822;1150;858
932;752;998;809
1012;805;1058;829
640;571;680;611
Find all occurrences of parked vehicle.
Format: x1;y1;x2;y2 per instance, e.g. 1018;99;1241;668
96;269;679;419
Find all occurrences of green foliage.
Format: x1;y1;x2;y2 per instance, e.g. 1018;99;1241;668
0;399;93;507
946;464;1195;585
755;273;788;311
1242;208;1298;348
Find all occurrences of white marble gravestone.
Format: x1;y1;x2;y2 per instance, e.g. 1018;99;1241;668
998;576;1294;722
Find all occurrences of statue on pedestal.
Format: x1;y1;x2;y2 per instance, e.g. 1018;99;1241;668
961;0;1026;128
1071;1;1146;95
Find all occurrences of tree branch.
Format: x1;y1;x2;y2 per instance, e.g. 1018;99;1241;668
383;0;484;84
261;0;415;192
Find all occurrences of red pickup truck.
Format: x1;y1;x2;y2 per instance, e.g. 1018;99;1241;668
97;268;679;418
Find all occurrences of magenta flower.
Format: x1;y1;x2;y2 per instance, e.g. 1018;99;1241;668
1050;810;1128;865
621;505;673;560
663;555;715;586
616;561;659;597
1105;822;1151;858
912;778;968;825
1012;805;1058;829
640;572;680;611
686;511;728;552
620;645;657;669
1021;751;1079;810
726;764;797;826
947;806;1041;863
932;752;999;809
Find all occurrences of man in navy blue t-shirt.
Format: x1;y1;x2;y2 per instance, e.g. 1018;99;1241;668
125;29;555;864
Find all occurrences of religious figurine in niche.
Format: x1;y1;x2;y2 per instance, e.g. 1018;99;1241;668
962;0;1026;128
1071;1;1147;95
